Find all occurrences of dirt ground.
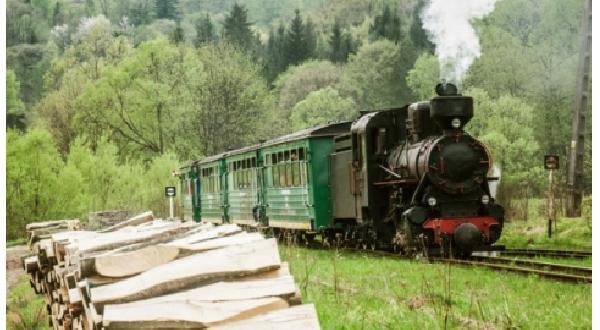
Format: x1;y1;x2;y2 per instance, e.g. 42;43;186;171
6;245;29;291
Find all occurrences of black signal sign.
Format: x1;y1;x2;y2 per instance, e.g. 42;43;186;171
165;186;176;197
544;155;559;170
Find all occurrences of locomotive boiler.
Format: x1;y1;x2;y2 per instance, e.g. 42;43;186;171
383;83;504;255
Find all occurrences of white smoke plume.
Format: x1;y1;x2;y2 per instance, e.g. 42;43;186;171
421;0;499;84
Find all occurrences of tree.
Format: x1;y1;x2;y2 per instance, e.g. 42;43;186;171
290;87;357;130
7;70;26;130
263;23;288;83
274;60;342;115
338;40;415;110
189;43;274;155
465;88;544;210
329;20;356;63
171;21;185;44
155;0;179;20
406;53;440;100
223;3;253;50
6;129;64;239
369;4;402;44
74;38;192;158
194;14;214;47
7;70;24;116
409;0;434;51
129;0;156;26
329;20;343;62
286;9;315;66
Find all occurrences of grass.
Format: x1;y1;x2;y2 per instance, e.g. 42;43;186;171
281;245;591;329
6;276;49;330
497;198;592;251
7;239;27;248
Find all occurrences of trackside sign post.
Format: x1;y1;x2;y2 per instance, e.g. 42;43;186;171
165;187;176;220
544;155;559;238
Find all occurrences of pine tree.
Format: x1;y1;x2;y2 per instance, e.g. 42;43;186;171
341;33;356;62
264;23;288;83
155;0;179;20
304;18;316;59
389;10;402;44
410;0;434;51
171;21;184;44
223;3;253;50
329;20;343;62
194;14;214;46
52;2;64;26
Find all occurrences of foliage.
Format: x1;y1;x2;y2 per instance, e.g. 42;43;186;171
6;129;64;240
194;14;214;46
7;276;48;330
274;60;342;120
290;87;357;130
369;4;403;44
406;52;439;100
6;129;181;240
7;70;27;129
338;40;415;110
188;43;274;155
466;88;544;209
328;20;357;63
223;4;254;50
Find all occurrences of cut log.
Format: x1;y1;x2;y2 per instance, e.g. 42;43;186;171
90;238;281;307
102;297;289;329
210;304;320;330
117;275;297;305
98;211;154;233
87;245;180;278
167;223;241;246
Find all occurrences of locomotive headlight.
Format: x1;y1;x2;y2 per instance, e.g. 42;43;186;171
481;194;490;205
451;118;461;129
427;197;437;207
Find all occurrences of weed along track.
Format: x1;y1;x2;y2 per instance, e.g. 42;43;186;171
299;242;592;284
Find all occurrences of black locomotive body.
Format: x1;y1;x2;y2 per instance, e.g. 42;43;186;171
330;84;504;256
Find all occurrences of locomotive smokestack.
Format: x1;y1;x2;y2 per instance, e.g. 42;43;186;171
430;83;473;130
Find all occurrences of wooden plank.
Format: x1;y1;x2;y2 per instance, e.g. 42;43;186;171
90;238;281;307
115;275;297;305
210;304;320;330
98;211;154;233
102;297;289;329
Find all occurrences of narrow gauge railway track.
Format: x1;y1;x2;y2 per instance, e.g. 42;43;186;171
430;257;592;284
299;243;592;284
475;249;592;259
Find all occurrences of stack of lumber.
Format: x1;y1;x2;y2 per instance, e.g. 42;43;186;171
87;211;133;231
22;212;319;330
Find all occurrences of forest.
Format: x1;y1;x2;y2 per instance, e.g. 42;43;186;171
6;0;592;239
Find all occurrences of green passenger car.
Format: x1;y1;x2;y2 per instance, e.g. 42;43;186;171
178;122;351;232
261;123;350;230
225;146;262;226
178;162;198;222
197;155;228;224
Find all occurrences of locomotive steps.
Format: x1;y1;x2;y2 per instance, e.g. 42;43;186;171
23;213;319;329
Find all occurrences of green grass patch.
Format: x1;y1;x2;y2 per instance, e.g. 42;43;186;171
497;198;592;250
281;246;591;329
7;276;49;330
7;239;27;248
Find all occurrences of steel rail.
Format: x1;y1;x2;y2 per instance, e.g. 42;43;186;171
470;255;592;277
430;257;592;284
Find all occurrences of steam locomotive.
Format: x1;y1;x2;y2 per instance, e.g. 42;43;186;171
177;83;504;257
